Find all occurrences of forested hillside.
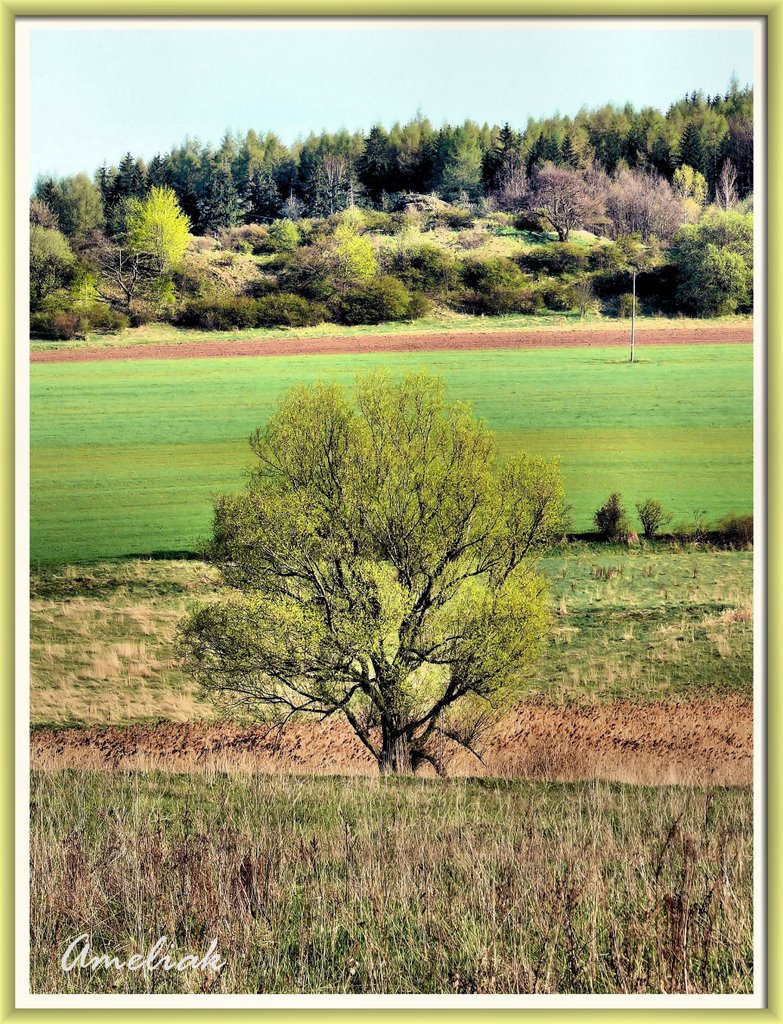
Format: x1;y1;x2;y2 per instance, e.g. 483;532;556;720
29;83;754;339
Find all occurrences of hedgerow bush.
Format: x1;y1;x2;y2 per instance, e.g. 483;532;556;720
538;279;577;312
174;293;326;330
715;513;753;548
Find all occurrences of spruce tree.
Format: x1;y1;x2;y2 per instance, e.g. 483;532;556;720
357;125;393;204
198;158;245;233
678;122;706;176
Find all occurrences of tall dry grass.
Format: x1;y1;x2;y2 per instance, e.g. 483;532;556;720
30;770;753;995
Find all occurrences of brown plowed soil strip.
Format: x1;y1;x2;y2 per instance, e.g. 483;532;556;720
31;324;753;364
32;696;752;786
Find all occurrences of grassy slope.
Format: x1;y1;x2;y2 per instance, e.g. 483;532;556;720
30;770;753;994
31;342;752;564
30;545;752;727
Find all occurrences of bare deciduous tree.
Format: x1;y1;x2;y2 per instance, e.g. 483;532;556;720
715;161;739;211
86;231;148;310
604;168;686;242
526;163;603;241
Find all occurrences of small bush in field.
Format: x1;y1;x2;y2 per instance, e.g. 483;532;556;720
254;293;326;328
635;498;672;539
618;293;635;318
594;493;631;542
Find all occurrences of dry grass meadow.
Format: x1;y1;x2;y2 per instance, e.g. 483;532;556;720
30;770;753;995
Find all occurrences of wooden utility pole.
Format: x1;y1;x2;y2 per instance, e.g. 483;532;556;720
630;267;637;364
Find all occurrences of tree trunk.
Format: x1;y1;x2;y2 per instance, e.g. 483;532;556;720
378;731;412;775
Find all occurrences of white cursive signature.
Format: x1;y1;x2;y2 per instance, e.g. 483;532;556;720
61;934;225;973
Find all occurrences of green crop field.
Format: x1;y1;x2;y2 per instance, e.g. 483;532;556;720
30;342;752;564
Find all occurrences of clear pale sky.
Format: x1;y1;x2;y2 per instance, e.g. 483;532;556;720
27;21;757;180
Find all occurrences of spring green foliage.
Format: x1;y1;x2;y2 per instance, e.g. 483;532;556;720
672;210;753;315
29;225;75;305
29;341;752;564
125;187;191;276
673;164;708;205
179;371;565;773
268;218;300;252
332;220;378;287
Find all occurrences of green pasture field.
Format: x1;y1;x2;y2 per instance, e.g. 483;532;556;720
30;342;752;564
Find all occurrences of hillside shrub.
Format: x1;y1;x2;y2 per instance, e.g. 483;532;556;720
594;493;631;542
517;243;589;276
218;224;271;255
404;292;433;319
268;219;301;253
512;211;546;233
382;243;460;293
538;279;576;312
588;243;628;272
461;256;526;291
333;276;414;325
254;293;326;328
358;210;411;235
434;205;475;230
31;300;128;340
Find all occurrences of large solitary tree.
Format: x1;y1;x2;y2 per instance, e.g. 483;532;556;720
179;372;565;775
